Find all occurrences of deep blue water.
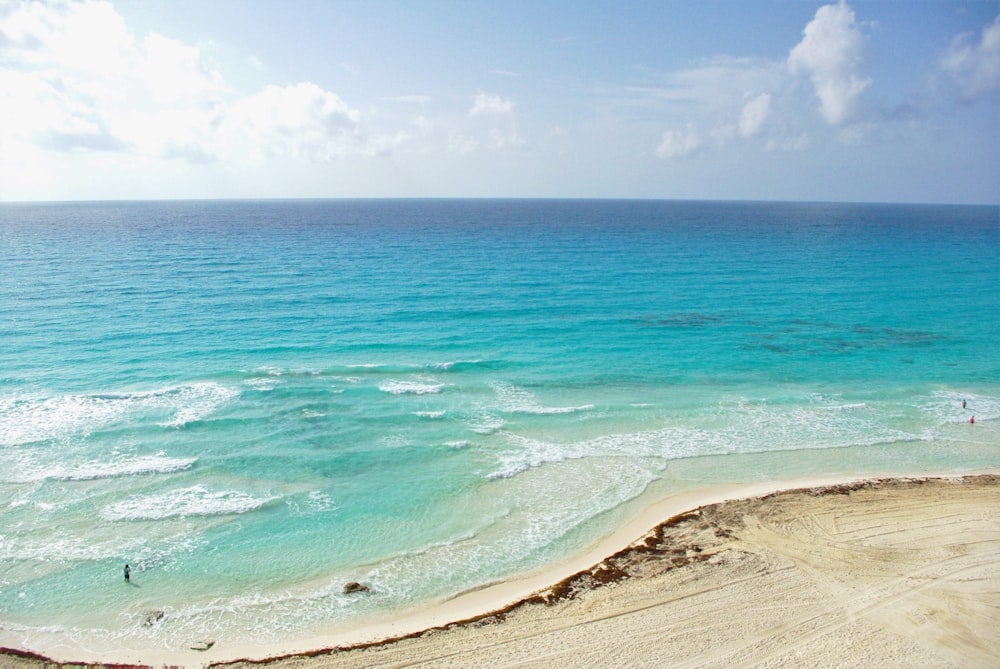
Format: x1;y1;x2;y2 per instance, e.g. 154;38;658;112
0;199;997;654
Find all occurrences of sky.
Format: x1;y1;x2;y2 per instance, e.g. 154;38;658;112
1;0;998;204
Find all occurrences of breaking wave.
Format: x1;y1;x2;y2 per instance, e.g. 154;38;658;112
101;485;276;521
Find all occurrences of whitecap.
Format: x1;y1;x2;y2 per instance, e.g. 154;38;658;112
0;393;128;446
468;413;505;434
244;377;281;391
518;403;595;415
486;460;531;480
481;396;921;481
414;411;445;419
157;382;240;427
432;359;485;371
491;382;594;415
7;498;55;511
101;485;275;521
0;382;238;445
286;490;338;515
57;454;198;481
817;402;868;411
379;380;444;395
2;453;197;484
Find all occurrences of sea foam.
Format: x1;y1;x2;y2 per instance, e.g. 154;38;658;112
101;485;275;521
2;452;197;484
0;381;237;445
379;380;445;395
491;382;594;414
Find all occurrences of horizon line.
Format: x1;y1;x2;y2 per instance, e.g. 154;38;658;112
2;196;997;208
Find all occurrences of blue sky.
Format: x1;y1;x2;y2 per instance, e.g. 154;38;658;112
1;1;998;203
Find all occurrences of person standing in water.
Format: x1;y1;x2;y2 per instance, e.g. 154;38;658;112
124;564;131;583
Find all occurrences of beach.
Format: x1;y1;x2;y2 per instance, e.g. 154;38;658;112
4;473;997;668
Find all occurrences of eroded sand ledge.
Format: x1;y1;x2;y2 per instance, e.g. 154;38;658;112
5;474;999;668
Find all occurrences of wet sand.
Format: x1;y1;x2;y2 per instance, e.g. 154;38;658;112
4;474;998;668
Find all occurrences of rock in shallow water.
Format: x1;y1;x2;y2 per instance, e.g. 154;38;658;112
142;610;164;627
343;581;369;594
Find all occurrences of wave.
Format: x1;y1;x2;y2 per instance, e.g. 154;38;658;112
8;499;56;512
485;429;693;480
243;377;282;391
518;403;595;415
101;485;276;521
285;490;338;515
0;382;238;446
491;382;594;415
1;452;197;484
366;458;661;603
468;413;506;434
156;382;240;427
241;360;507;379
0;521;207;564
920;389;1000;424
379;380;445;395
118;459;659;646
814;402;868;411
432;359;508;372
483;392;967;481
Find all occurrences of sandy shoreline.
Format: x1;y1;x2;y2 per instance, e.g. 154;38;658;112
4;472;998;668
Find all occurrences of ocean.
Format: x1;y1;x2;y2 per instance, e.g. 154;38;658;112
0;199;997;655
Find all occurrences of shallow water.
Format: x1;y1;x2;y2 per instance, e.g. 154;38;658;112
0;199;997;652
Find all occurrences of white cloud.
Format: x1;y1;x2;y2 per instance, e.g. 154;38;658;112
0;0;373;171
141;32;223;105
739;93;772;137
362;130;410;158
788;1;871;125
485;127;525;151
383;95;433;104
941;14;1000;100
0;1;133;153
766;133;812;152
1;0;135;79
643;59;783;159
628;57;784;111
469;92;515;116
218;82;361;162
656;124;702;159
0;0;225;161
652;3;879;160
454;92;524;152
448;131;480;154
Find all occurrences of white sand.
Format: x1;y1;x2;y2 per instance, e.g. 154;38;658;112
4;474;998;668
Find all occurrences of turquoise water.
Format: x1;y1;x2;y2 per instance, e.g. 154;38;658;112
0;199;997;653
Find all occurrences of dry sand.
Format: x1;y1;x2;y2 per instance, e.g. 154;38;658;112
3;474;998;668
